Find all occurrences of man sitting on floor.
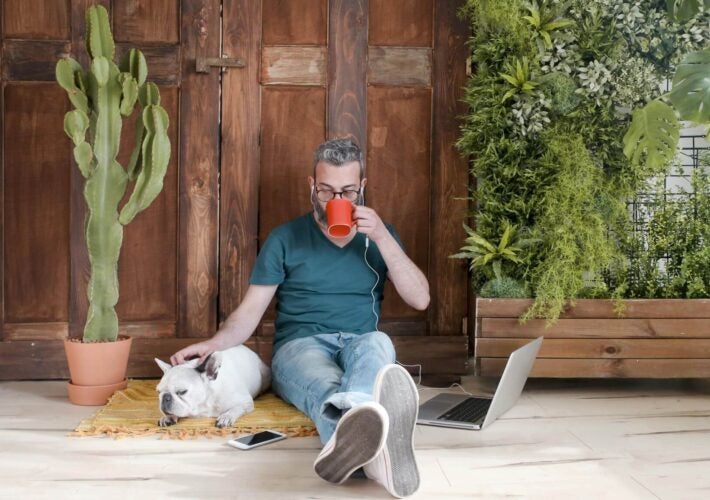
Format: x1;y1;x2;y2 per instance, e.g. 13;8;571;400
170;138;430;498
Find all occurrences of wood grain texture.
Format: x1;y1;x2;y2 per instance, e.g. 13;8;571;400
479;318;710;339
261;46;326;86
4;321;175;340
114;0;179;43
220;0;262;319
263;0;326;45
115;44;180;85
476;298;710;319
476;338;710;359
367;46;432;86
258;87;325;243
430;0;470;337
0;335;468;379
479;358;710;378
3;0;70;40
369;0;433;47
116;87;178;324
367;86;431;320
178;0;221;337
4;84;70;324
476;298;710;378
2;40;70;80
328;0;367;148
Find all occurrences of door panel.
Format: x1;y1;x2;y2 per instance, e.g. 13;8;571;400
367;86;432;320
115;87;179;323
4;84;70;325
259;87;326;243
0;0;221;377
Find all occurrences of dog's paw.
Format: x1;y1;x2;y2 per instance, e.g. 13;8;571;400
216;413;237;428
159;415;178;427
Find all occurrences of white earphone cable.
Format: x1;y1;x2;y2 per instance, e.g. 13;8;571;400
394;360;473;396
363;236;380;332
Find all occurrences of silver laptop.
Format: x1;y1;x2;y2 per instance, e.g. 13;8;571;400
417;336;543;430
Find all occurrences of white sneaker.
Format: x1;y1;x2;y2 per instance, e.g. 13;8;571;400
313;401;389;484
364;364;420;497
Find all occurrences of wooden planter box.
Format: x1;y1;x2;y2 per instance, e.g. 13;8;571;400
475;298;710;378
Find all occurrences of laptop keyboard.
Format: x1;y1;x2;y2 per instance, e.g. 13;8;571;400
437;397;492;424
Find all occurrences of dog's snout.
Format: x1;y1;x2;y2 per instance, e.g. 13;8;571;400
161;393;173;412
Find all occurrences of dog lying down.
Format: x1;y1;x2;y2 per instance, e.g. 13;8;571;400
154;345;271;428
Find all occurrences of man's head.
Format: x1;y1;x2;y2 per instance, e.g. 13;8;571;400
308;138;367;226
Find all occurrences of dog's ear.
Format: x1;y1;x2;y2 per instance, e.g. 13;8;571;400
154;358;173;374
195;352;222;381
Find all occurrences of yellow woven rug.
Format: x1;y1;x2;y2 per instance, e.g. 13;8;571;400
71;379;319;440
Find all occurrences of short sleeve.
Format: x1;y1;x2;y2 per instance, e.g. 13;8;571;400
249;232;286;285
386;223;405;252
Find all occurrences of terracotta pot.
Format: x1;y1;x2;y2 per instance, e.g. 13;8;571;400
63;335;132;406
66;378;128;406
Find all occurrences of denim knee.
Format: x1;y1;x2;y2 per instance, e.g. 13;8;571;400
358;331;396;363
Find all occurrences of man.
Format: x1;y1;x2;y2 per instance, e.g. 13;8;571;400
171;138;429;497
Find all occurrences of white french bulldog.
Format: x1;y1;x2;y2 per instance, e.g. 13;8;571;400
154;345;271;428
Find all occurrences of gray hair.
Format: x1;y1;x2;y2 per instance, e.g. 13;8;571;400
313;138;364;178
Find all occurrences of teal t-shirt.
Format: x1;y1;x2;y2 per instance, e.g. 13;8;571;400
249;212;404;354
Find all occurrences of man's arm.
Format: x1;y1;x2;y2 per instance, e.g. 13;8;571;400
170;284;277;364
377;231;430;311
353;205;430;311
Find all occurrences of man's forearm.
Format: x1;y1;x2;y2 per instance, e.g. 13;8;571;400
210;308;261;350
375;232;430;310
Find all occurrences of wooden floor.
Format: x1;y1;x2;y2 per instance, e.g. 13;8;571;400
3;375;710;499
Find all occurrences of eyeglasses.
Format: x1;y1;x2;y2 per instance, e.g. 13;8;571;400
314;187;361;202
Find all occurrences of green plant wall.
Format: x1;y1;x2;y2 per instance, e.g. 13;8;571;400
456;0;709;321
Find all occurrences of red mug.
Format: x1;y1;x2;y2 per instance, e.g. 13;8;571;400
326;199;355;238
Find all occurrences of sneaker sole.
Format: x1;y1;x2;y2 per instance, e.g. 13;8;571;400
375;365;420;497
314;406;386;484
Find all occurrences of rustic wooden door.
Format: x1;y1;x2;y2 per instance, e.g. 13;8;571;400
0;0;470;380
219;0;471;377
0;0;221;378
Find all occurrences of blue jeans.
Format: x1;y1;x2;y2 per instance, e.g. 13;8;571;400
271;331;396;445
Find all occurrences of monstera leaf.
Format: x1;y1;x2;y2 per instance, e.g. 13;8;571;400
670;50;710;124
666;0;709;22
623;99;680;170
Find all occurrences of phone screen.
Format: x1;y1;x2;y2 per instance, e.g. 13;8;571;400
234;430;283;446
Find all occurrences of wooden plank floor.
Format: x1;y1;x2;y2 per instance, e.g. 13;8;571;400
2;376;710;499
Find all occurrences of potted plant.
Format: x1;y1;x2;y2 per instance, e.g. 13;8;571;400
456;0;710;377
55;4;171;404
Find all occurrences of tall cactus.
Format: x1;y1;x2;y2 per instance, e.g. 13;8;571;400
56;5;171;342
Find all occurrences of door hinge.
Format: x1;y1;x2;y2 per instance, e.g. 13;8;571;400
462;316;468;335
196;56;246;73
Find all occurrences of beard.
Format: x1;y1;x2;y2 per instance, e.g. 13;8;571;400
311;189;365;227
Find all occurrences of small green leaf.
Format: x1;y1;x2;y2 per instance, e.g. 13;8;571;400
500;73;520;86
